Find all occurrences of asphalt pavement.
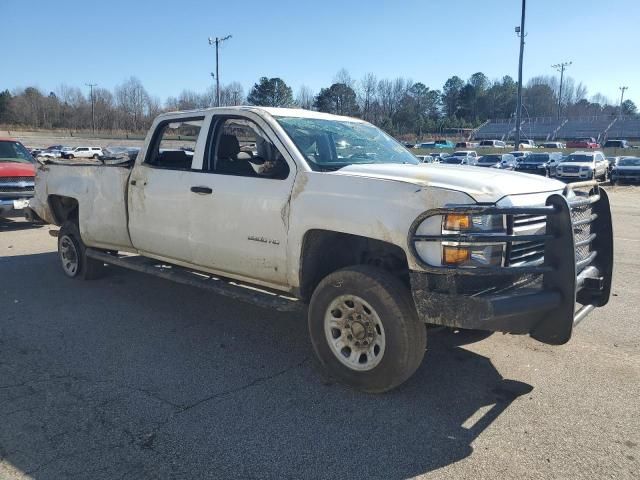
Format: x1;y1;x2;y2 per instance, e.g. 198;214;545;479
0;186;638;479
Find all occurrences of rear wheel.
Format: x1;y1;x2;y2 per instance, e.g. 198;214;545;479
58;221;105;280
67;154;74;159
308;265;426;393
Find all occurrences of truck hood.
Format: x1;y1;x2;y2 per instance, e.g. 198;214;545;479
0;162;36;177
332;163;565;203
614;166;640;171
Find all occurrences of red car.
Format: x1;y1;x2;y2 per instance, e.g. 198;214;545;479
0;138;36;217
565;137;600;149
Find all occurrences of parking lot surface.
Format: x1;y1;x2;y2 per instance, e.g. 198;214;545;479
0;186;638;479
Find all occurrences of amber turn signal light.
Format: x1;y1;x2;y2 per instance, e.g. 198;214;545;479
442;246;471;265
443;213;471;230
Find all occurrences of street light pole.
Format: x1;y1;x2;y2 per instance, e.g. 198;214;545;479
514;0;526;152
208;35;232;107
552;62;572;119
619;86;629;117
85;83;97;133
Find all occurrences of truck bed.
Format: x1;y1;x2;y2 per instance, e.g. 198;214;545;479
31;161;134;251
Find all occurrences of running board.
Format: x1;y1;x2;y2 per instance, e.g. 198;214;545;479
85;249;303;313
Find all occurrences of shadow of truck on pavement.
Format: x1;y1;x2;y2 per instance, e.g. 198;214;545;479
0;252;532;479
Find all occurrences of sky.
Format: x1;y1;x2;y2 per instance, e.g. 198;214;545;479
2;0;639;108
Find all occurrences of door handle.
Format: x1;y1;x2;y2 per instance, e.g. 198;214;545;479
130;180;137;186
191;186;213;195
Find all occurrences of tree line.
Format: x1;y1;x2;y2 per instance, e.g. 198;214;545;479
1;69;637;138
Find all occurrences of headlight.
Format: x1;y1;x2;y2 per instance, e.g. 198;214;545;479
414;213;506;267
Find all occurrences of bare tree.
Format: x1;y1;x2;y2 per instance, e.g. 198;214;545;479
115;77;150;131
333;68;355;89
359;73;378;122
295;85;314;110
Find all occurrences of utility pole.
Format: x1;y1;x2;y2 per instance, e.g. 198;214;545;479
85;82;97;133
619;86;629;117
208;35;232;107
552;61;572;120
514;0;526;151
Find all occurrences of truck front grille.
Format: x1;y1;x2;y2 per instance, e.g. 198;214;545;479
0;177;35;196
507;214;546;266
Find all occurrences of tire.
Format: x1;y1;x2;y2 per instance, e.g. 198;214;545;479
308;265;426;393
93;154;99;159
67;154;74;159
58;221;105;280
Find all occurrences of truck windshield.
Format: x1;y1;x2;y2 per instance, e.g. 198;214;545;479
275;117;419;171
0;141;35;164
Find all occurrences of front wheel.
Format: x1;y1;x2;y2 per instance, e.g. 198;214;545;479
308;266;426;393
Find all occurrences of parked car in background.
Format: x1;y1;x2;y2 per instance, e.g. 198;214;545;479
478;139;507;148
603;139;630;149
518;139;537;149
555;151;608;181
429;152;451;162
415;154;436;163
61;146;103;159
476;153;517;169
611;157;640;184
37;148;62;159
0;138;36;217
433;139;455;149
566;137;600;149
514;152;563;177
403;142;415;148
448;150;479;165
541;141;566;149
607;156;621;175
455;141;479;148
509;151;532;162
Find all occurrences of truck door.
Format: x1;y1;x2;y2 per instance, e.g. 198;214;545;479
186;114;295;287
128;116;209;263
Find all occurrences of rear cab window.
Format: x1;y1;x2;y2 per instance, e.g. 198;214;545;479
145;117;204;170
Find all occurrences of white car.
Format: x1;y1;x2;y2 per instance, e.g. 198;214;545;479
62;147;103;159
518;140;537;149
555;151;608;181
478;140;507;148
541;142;566;149
29;106;614;393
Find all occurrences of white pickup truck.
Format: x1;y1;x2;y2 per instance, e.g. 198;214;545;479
29;107;614;392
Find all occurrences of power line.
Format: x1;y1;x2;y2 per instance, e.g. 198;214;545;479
85;83;97;134
208;35;232;107
552;62;572;120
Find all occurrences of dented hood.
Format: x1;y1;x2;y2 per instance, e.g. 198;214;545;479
332;163;565;203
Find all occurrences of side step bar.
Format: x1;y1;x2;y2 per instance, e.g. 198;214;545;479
85;249;304;313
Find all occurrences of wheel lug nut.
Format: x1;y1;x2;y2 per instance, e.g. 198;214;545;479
355;341;360;346
347;335;353;340
363;340;368;346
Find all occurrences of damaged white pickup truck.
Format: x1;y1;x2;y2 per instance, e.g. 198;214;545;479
29;107;613;392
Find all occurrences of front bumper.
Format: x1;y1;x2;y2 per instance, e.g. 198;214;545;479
408;181;613;345
612;172;640;183
0;198;32;216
